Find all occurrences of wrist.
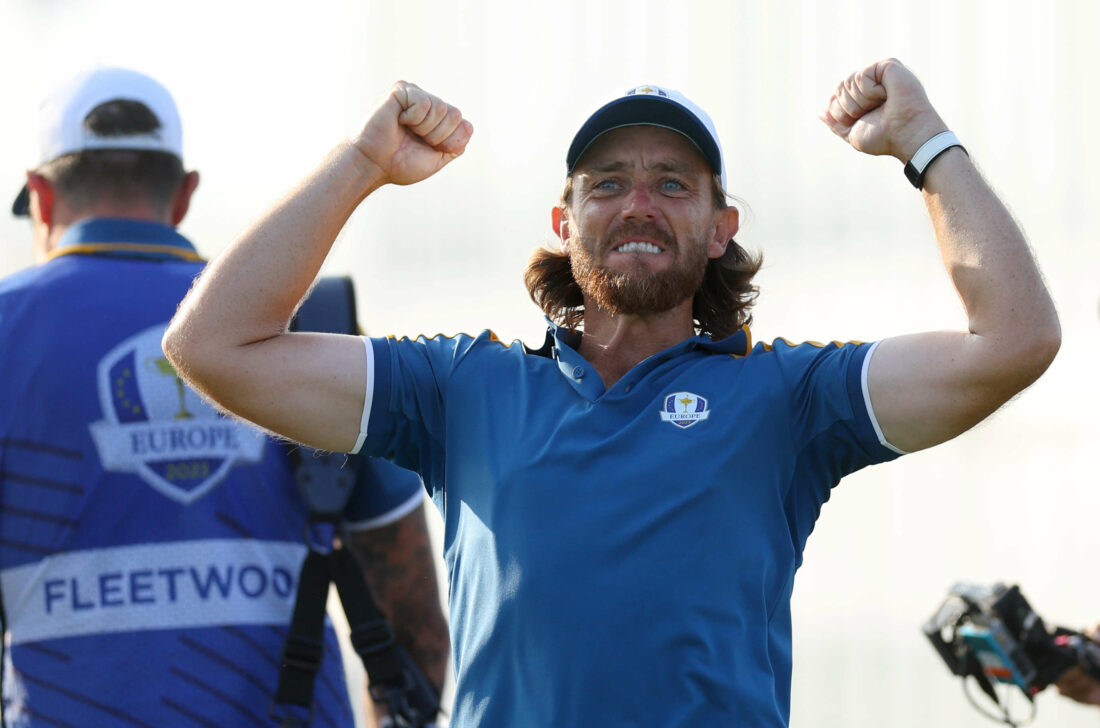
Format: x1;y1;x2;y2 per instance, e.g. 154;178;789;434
891;112;948;162
344;139;390;195
903;131;967;190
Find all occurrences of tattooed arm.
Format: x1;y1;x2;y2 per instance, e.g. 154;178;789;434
344;501;450;721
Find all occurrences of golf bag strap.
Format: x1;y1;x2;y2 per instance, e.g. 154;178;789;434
329;545;402;683
273;550;331;721
272;276;361;726
274;544;438;726
329;547;441;724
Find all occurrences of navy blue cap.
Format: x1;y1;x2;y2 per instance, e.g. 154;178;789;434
566;85;727;189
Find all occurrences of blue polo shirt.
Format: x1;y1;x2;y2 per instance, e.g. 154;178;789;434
0;218;423;728
360;323;902;727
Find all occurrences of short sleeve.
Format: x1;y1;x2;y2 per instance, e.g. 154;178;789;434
358;332;488;493
761;339;905;561
342;457;425;531
767;338;902;471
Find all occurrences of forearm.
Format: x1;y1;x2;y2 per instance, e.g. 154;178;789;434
867;148;1061;451
922;148;1060;384
163;83;471;451
162;143;384;450
828;59;1062;451
166;142;382;362
345;507;450;697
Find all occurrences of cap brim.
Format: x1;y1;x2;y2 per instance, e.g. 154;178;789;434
12;184;29;216
567;95;723;180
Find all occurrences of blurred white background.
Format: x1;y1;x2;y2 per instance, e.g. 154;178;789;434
2;1;1097;726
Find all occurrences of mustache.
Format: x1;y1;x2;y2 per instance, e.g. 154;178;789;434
604;222;674;251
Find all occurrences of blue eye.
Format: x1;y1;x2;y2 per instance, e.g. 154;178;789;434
595;179;622;190
661;179;686;192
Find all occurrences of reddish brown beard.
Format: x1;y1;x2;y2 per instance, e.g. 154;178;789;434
568;229;709;317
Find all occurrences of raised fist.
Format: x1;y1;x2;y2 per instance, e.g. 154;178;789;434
819;58;947;162
353;81;474;187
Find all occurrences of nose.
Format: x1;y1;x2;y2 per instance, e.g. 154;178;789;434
621;182;657;221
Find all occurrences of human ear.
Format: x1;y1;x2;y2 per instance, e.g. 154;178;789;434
25;172;53;226
551;206;572;252
170;171;201;226
708;206;740;259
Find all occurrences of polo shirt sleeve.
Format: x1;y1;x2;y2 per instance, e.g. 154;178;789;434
355;333;482;494
342;457;425;531
776;338;905;472
768;339;906;558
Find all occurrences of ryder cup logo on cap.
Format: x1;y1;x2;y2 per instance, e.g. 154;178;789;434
11;67;183;216
566;84;727;191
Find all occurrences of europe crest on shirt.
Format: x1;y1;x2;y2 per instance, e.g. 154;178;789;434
659;391;711;429
88;323;265;503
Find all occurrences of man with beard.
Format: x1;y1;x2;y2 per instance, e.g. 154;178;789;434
164;59;1061;727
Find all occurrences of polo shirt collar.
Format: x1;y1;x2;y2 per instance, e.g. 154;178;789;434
50;217;202;262
536;318;751;397
539;318;750;357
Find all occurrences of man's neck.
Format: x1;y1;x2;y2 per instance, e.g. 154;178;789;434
578;301;697;388
45;208;173;255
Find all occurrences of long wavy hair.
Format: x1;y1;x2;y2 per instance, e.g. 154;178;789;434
524;175;763;341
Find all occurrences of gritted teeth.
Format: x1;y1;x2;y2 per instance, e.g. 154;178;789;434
615;241;662;254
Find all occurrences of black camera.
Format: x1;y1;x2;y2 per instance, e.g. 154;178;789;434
924;583;1100;723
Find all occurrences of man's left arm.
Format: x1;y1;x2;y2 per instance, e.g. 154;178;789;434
820;58;1060;453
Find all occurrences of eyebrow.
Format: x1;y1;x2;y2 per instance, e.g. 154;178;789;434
582;159;695;174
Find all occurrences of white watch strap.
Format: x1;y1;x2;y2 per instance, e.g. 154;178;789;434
910;131;960;172
904;131;966;189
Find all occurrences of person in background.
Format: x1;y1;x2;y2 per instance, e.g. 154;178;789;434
1057;625;1100;708
0;67;448;727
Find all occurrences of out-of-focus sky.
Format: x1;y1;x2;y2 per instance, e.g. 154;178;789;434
2;1;1098;726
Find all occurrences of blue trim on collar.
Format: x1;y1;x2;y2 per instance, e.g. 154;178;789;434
539;317;750;398
56;218;197;257
542;317;749;359
692;328;749;356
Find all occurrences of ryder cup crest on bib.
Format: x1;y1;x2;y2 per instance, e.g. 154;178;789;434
659;391;711;429
88;323;265;503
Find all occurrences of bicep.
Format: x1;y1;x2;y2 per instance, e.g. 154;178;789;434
190;331;369;452
866;331;1020;453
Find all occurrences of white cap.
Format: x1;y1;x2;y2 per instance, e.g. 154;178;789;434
12;67;182;216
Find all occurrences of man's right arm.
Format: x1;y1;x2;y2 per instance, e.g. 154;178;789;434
163;83;473;452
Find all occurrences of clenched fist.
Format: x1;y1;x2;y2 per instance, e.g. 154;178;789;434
819;58;947;162
354;81;474;187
